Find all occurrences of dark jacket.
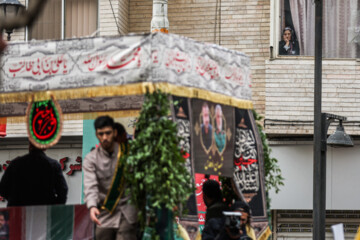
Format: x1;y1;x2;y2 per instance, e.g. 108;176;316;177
202;201;229;240
0;150;68;206
279;40;300;55
203;218;253;240
205;201;229;222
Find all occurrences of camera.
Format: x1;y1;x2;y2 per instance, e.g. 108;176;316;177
223;211;242;236
222;211;252;240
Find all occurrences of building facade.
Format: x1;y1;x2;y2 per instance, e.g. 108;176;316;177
4;0;360;239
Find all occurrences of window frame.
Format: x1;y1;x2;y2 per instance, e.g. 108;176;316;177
25;0;99;41
270;0;360;60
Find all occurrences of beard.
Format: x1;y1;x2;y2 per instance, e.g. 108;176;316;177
101;140;114;152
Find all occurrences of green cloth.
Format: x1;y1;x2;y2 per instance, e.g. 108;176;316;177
102;143;128;213
214;131;226;152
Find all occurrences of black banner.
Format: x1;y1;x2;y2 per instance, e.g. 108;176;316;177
172;96;197;216
233;109;266;219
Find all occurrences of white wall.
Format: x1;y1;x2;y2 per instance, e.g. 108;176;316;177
268;143;360;210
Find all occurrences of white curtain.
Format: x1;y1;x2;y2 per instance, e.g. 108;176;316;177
323;0;358;58
28;0;62;40
289;0;358;58
289;0;315;56
65;0;98;39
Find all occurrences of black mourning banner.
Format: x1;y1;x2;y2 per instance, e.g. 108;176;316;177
233;109;267;219
172;96;197;216
192;99;234;177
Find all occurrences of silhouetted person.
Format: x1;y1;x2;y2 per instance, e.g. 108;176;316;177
0;143;68;206
202;180;229;240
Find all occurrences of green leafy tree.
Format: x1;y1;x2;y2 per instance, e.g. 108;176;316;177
124;89;194;235
252;110;284;194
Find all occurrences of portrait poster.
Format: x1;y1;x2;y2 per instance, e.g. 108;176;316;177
233;109;267;219
192;99;234;177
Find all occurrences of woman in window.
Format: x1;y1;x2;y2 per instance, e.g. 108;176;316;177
279;27;300;55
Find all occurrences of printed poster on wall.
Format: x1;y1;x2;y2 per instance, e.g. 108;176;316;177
192;99;234;177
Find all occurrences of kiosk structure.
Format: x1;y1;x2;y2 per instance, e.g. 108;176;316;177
0;33;269;239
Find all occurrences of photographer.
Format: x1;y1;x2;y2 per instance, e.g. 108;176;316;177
231;201;256;240
214;201;256;240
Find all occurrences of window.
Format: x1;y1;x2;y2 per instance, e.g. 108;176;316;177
28;0;98;41
279;0;360;58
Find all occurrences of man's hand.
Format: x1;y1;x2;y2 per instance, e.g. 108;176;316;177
90;207;101;226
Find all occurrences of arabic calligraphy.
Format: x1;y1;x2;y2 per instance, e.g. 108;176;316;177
1;156;82;176
59;157;69;171
152;50;159;64
66;156;82;176
195;56;219;80
234;128;257;169
234;164;260;192
165;49;191;74
224;66;243;85
233;127;260;192
32;102;58;140
82;47;142;72
59;156;82;175
7;54;68;78
195;174;219;226
176;119;191;174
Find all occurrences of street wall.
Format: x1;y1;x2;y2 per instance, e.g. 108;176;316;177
265;59;360;136
268;142;360;210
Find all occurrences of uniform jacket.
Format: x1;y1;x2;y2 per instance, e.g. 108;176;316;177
83;142;137;228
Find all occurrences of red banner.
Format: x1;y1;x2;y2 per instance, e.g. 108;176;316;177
195;174;219;232
0;117;6;137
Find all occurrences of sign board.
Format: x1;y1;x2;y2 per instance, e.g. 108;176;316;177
26;97;63;149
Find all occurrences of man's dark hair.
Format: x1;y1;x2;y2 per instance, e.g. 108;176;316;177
203;180;222;202
231;200;252;224
114;123;126;136
94;116;114;130
231;200;250;214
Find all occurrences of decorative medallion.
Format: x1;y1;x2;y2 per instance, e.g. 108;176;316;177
26;96;63;149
